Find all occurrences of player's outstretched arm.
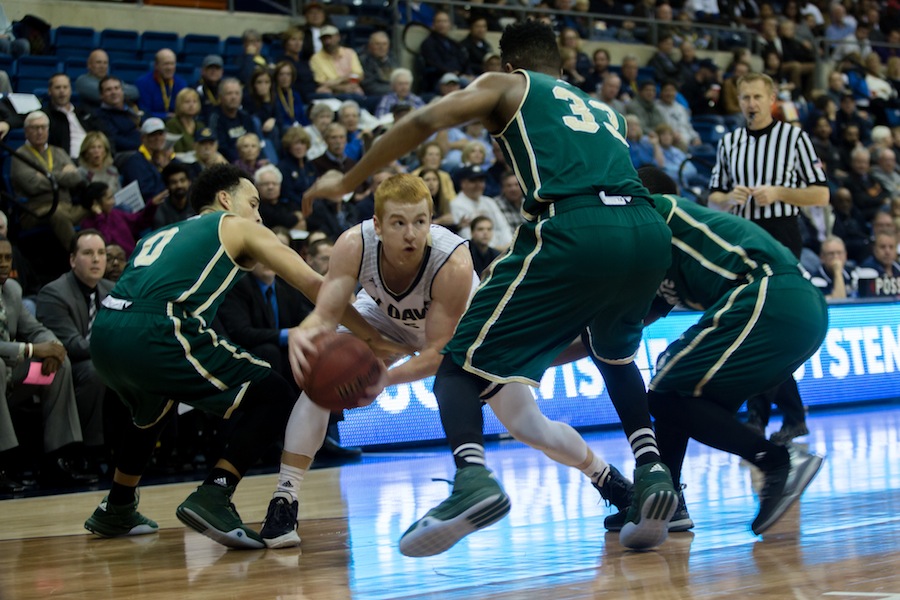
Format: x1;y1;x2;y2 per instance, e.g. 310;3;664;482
384;246;474;387
301;72;513;214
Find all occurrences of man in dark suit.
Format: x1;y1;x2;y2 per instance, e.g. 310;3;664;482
46;73;100;161
0;235;97;491
36;229;114;475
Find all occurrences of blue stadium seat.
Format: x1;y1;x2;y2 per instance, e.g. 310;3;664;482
331;14;358;31
182;34;221;58
111;60;150;85
100;29;139;54
140;31;180;59
177;63;197;83
53;26;96;51
692;119;728;146
54;46;90;65
16;77;48;95
223;36;244;60
14;56;61;87
63;58;88;80
0;54;14;76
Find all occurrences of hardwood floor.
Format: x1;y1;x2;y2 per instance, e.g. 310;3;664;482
1;403;899;599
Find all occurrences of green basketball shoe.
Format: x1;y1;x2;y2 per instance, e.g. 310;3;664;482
619;461;678;551
176;484;265;550
84;494;158;538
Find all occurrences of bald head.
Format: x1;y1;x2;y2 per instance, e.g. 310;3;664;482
87;49;110;78
155;49;177;80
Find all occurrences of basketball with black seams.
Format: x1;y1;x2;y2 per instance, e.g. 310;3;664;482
303;332;382;411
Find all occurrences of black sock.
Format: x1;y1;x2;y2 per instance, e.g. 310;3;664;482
204;467;240;489
433;355;489;470
594;360;659;466
109;481;137;505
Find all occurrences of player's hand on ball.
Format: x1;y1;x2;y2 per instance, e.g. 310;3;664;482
288;326;330;388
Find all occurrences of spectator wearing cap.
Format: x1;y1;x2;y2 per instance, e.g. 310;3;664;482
461;15;494;76
189;126;228;179
119;118;179;204
681;58;722;116
75;49;140;109
482;52;502;73
450;165;513;249
196;54;225;122
301;1;332;60
419;10;470;93
625;79;667;135
375;68;425;118
309;26;364;96
93;76;142;153
166;87;205;154
12;111;89;251
359;31;397;97
135;48;188;120
433;72;462;101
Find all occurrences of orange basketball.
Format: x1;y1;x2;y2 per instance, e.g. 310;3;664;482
303;332;382;411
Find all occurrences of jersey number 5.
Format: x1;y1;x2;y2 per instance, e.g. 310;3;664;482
552;85;628;147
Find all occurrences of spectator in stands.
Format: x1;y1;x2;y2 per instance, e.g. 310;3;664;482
440;120;495;173
596;73;626;114
0;4;28;58
273;61;309;130
375;68;425;118
0;235;98;490
154;162;194;229
656;80;701;150
76;50;140;110
166;87;205;154
720;60;751;120
119;118;175;205
433;72;462;102
46;74;100;162
311;122;356;176
482;52;502;74
837;122;865;173
461;16;494;76
810;115;847;180
36;228;114;479
78;131;121;193
80;181;160;259
136;49;188;121
278;26;318;104
844;146;891;222
676;41;699;88
277;126;318;210
309;26;365;96
337;100;367;162
655;123;697;191
826;70;851;107
618;55;640;103
236;28;268;85
232;132;269;176
359;31;396;98
858;231;900;297
12;111;89;252
892;197;900;233
681;58;722;117
196;54;224;122
419;10;470;93
305;180;358;242
301;1;332;60
418;167;455;229
304;102;334;161
469;215;500;277
411;141;455;204
872;147;900;197
94;76;142;153
242;69;280;160
811;235;857;299
190;126;228;177
451;165;513;249
626;80;667;137
255;164;307;232
0;211;40;313
104;243;126;283
831;187;872;263
625;114;664;170
207;78;263;163
647;33;681;86
560;47;586;89
493;170;525;234
832;16;872;64
777;19;817;99
580;48;610;95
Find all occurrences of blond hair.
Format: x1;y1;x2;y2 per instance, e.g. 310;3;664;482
737;72;776;95
79;131;113;167
374;173;432;220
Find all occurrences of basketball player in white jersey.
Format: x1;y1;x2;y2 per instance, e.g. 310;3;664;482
259;173;633;548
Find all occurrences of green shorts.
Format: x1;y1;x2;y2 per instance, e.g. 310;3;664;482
91;301;271;427
650;269;828;409
444;198;671;385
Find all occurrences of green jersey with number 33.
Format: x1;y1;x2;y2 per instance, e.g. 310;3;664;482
495;70;651;219
111;212;251;321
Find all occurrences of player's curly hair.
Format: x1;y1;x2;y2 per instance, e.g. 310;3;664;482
190;164;251;214
499;20;561;73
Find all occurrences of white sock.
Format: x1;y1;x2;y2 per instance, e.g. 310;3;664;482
275;464;305;502
578;448;610;487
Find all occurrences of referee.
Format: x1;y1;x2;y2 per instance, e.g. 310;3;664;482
708;72;829;444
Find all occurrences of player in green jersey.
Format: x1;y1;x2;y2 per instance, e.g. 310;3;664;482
637;165;826;535
84;164;400;549
299;21;677;554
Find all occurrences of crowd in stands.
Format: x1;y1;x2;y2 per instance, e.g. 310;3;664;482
1;0;900;495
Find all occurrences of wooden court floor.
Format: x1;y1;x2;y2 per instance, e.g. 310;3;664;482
1;403;899;599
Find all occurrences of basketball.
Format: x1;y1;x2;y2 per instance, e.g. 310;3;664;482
303;332;382;411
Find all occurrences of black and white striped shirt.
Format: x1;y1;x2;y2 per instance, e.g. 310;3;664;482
709;120;827;221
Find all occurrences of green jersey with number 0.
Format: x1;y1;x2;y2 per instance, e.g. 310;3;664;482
494;70;652;219
111;212;251;321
